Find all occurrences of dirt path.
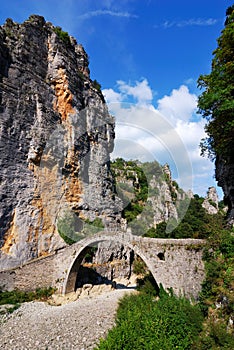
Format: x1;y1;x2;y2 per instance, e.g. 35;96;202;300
0;289;135;350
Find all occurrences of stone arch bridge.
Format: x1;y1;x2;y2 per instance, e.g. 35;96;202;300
0;231;206;299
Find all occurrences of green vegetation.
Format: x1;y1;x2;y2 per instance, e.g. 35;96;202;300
136;273;159;296
96;287;204;350
92;79;102;92
195;228;234;348
82;217;105;235
198;5;234;162
95;225;234;349
0;287;55;314
54;26;71;45
144;195;225;239
57;211;105;244
132;256;148;275
111;158;149;223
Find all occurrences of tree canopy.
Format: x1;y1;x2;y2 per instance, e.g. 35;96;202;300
198;5;234;162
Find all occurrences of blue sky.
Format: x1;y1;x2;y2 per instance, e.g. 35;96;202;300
0;0;233;197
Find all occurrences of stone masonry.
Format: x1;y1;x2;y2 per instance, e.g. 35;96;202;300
0;232;206;300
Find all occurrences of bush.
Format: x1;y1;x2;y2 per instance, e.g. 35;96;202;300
93;79;102;92
0;287;55;306
197;228;234;346
54;26;71;45
136;273;159;296
96;288;203;350
144;195;225;239
132;257;148;275
82;217;104;235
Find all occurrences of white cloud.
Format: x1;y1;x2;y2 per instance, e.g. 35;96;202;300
78;10;138;20
157;85;197;124
162;18;218;29
102;88;122;104
104;79;219;196
116;79;153;104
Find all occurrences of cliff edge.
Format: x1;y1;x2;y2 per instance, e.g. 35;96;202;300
0;15;122;269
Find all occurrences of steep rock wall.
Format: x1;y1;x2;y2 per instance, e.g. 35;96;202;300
0;15;121;269
215;155;234;224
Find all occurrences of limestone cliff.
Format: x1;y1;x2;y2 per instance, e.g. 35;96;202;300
0;15;121;269
202;186;219;215
110;159;190;235
215;155;234;225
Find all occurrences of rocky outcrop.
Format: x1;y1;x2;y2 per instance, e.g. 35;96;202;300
202;186;219;215
148;164;183;226
111;159;189;234
92;241;134;282
0;15;122;269
215;155;234;224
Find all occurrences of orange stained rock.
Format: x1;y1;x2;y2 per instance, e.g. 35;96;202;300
53;68;75;121
2;210;18;254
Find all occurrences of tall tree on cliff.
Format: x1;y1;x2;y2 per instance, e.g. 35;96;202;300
197;5;234;219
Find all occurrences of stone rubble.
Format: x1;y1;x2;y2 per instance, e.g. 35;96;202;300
0;289;136;350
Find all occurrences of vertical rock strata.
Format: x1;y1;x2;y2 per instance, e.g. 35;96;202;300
0;15;121;269
215;156;234;224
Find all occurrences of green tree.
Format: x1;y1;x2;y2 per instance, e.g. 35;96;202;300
197;5;234;162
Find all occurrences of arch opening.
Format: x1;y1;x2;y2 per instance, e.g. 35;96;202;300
64;238;159;295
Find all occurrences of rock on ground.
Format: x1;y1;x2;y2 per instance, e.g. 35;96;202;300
0;289;136;350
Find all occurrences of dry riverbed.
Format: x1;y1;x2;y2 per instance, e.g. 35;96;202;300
0;288;136;350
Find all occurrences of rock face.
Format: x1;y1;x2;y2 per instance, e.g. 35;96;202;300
92;241;134;282
111;159;189;235
0;15;122;269
202;186;219;215
215;155;234;224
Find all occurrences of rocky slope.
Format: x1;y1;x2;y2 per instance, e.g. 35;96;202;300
111;158;191;235
0;15;122;270
202;186;219;215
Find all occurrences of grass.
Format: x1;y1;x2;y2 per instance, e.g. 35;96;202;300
0;287;55;315
95;286;204;350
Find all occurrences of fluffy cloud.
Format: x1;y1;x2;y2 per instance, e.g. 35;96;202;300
157;85;197;124
103;79;220;196
103;88;122;104
116;79;153;104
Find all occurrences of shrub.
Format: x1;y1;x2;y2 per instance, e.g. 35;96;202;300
197;228;234;346
54;26;71;45
136;273;159;296
96;287;203;350
93;79;102;92
132;257;148;275
0;287;55;306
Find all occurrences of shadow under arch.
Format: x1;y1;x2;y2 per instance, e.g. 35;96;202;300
62;233;159;295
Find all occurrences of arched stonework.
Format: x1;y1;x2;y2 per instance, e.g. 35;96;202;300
0;231;206;299
63;232;158;294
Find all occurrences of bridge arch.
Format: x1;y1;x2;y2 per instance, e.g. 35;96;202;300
62;232;159;294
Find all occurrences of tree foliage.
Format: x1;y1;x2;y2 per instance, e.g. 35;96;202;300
197;5;234;162
144;195;225;239
195;228;234;348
